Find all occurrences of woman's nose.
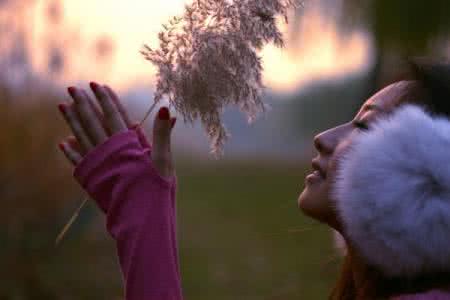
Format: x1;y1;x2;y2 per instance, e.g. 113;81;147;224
313;128;339;154
314;134;329;154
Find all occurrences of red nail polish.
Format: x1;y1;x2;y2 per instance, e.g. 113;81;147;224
90;82;99;91
158;107;170;120
170;118;177;129
58;142;65;151
58;103;65;113
67;86;76;96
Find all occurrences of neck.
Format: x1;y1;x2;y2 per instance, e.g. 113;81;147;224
347;246;378;298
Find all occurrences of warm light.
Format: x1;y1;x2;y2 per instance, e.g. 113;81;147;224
261;10;371;93
31;0;371;94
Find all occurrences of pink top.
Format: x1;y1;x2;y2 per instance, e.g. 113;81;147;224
73;129;183;300
392;291;450;300
71;129;450;300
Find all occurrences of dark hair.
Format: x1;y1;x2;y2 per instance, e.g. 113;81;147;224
329;58;450;300
408;58;450;117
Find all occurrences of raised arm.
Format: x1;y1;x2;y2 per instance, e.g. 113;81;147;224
57;83;182;300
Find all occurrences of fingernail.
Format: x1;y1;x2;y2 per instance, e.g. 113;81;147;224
67;87;76;96
58;142;65;151
170;117;177;129
158;107;170;120
58;103;66;113
90;81;99;91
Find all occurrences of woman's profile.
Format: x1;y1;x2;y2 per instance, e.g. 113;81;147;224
57;59;450;299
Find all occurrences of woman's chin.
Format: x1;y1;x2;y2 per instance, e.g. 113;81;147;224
297;182;333;225
297;186;313;215
298;191;341;230
297;177;319;212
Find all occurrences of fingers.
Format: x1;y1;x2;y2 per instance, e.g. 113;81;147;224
82;89;108;133
104;85;133;128
170;117;176;130
59;138;83;165
59;82;160;164
153;107;171;154
131;122;152;149
89;82;127;134
67;135;82;154
58;103;94;154
152;107;176;177
102;85;153;150
69;87;108;145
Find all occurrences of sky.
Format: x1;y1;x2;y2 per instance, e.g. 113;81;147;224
31;0;372;94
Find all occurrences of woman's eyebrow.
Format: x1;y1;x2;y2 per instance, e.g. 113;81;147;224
355;104;384;120
364;104;383;112
355;103;384;120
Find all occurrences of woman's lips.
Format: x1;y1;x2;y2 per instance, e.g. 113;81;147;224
305;170;325;184
311;160;327;179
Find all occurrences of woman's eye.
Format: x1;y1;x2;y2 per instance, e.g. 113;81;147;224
354;121;369;131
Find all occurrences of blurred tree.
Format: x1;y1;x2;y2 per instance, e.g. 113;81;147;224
0;2;123;298
46;0;62;25
0;0;35;88
0;82;124;299
92;35;116;77
286;0;450;140
288;0;450;93
94;36;115;62
339;0;450;52
337;0;450;94
44;0;65;76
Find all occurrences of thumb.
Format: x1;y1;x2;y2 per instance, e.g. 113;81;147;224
152;107;174;176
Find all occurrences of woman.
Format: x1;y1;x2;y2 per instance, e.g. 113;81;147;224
57;60;450;299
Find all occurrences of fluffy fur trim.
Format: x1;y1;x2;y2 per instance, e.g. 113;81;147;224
332;104;450;278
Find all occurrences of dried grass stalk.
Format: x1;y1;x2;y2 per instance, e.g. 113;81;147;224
141;0;303;156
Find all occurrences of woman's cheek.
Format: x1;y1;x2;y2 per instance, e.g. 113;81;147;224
325;136;358;224
329;130;358;182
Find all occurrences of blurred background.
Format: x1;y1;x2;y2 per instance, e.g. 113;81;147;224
1;0;449;299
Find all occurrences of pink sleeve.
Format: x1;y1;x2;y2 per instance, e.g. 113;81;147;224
72;129;183;300
391;290;450;299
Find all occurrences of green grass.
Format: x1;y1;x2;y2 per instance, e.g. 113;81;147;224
44;159;341;299
176;160;341;299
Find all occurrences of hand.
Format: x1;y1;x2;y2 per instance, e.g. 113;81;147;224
57;82;177;178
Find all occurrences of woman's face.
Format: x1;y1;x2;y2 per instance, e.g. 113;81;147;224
297;80;424;231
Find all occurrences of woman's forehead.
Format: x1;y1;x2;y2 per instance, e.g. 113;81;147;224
356;81;421;117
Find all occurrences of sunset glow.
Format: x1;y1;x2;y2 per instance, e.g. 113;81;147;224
31;0;371;93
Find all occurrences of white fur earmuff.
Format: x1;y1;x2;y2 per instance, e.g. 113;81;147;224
332;103;450;278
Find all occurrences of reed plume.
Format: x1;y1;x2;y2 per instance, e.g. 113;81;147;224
142;0;303;156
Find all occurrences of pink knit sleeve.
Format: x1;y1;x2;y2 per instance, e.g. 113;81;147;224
391;290;450;299
72;129;183;300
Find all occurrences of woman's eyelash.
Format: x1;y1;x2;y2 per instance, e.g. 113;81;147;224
354;121;369;130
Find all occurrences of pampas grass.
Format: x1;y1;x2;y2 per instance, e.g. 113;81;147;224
141;0;303;156
56;0;302;245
